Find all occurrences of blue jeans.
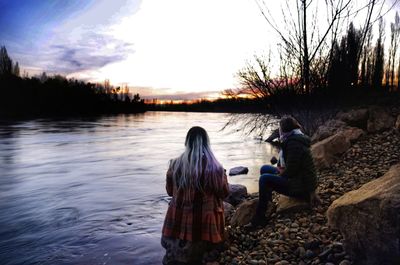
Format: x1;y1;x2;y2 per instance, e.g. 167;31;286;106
255;165;295;217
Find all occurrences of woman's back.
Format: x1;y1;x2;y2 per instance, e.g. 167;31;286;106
162;126;228;243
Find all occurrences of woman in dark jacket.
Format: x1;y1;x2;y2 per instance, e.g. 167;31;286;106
246;116;318;228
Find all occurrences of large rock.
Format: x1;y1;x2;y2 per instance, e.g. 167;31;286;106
311;119;347;143
224;184;247;206
327;164;400;265
336;108;369;129
230;199;258;226
311;128;364;169
367;106;395;133
311;132;351;169
276;195;311;214
341;127;365;143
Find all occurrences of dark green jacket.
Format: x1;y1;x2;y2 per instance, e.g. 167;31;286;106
280;134;318;195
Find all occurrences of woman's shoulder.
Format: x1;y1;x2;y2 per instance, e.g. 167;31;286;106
285;134;311;147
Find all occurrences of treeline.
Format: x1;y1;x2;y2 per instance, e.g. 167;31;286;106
0;46;145;118
147;97;266;113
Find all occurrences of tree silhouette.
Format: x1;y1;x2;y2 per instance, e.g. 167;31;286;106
0;46;146;117
372;18;385;90
0;46;13;76
13;62;20;77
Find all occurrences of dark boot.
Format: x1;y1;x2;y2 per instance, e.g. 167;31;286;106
243;213;268;231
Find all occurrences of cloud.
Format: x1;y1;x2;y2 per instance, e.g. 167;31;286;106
20;31;134;76
50;34;134;73
8;0;139;76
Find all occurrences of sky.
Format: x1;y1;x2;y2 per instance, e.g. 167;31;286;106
0;0;399;99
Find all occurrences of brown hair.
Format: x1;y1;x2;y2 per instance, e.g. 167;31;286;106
279;116;301;133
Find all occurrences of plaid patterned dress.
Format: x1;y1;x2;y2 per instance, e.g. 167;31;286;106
162;166;229;243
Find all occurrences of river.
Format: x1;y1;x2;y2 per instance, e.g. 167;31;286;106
0;111;276;265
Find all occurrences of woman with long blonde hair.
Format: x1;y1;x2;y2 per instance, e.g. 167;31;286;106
161;126;229;265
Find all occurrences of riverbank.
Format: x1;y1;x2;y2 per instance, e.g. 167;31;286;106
214;106;400;265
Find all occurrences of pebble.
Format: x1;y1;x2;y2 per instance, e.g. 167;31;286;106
275;261;289;265
339;260;352;265
305;249;315;259
230;246;238;253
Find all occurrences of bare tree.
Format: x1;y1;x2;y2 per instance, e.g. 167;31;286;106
387;12;400;90
255;0;357;93
373;18;386;89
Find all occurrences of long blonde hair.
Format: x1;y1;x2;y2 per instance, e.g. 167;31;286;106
170;126;224;200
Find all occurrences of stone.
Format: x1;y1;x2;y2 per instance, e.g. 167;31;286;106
311;132;351;169
229;166;249;176
395;114;400;131
224;184;247;206
340;127;365;144
312;127;364;168
276;195;310;214
338;260;351;265
311;119;347;143
230;199;258;226
367;106;395;133
336;108;369;129
327;163;400;265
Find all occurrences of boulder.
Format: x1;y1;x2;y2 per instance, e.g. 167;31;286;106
276;195;311;214
367;106;395;133
311;119;347;143
229;166;249;176
311;132;351;169
230;198;275;226
395;114;400;131
341;127;365;143
327;164;400;265
311;127;363;169
230;199;258;226
336;108;369;129
224;184;247;206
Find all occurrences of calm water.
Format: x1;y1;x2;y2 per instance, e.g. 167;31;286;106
0;112;276;265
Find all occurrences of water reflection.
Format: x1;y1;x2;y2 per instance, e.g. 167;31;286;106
0;112;277;265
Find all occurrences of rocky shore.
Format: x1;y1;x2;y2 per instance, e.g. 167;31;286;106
211;106;400;265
